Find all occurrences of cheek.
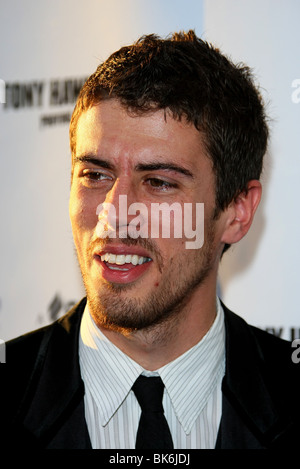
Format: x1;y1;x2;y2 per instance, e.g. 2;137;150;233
157;237;186;269
69;189;98;235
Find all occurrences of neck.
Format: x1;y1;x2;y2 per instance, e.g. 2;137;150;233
97;285;218;371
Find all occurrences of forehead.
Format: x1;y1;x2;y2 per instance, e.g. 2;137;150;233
75;99;210;173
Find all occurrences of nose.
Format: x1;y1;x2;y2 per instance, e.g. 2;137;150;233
103;178;131;231
96;178;148;239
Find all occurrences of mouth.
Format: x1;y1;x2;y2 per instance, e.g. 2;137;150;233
93;246;153;284
100;252;152;270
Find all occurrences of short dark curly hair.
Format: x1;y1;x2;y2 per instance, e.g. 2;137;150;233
70;30;268;216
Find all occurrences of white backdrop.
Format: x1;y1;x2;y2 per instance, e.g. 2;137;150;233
0;0;299;341
204;0;300;340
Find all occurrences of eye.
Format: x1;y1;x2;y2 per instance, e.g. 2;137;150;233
145;177;178;191
82;169;113;182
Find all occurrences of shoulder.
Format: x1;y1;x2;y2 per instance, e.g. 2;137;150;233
6;297;86;359
2;298;86;411
223;303;292;350
222;303;299;389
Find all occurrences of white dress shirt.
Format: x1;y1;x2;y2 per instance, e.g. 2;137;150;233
79;298;225;449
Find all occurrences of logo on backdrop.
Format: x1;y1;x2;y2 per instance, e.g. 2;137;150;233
0;79;5;104
265;326;300;341
1;76;87;126
36;293;77;325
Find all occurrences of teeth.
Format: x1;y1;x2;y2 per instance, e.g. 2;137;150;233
125;254;132;263
116;255;125;265
109;254;116;263
100;253;151;266
131;255;138;266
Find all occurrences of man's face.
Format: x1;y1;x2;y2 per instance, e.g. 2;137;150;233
69;99;226;332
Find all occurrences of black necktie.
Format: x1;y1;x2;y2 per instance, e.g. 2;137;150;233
132;375;174;449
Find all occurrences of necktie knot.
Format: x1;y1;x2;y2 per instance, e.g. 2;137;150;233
132;375;164;413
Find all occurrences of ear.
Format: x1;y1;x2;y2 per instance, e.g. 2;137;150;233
221;180;262;245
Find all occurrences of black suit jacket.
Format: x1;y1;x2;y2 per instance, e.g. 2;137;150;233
1;298;300;449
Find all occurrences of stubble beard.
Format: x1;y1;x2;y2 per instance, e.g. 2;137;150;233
81;223;216;336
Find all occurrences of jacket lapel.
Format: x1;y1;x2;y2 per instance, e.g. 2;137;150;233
19;298;91;448
216;305;294;449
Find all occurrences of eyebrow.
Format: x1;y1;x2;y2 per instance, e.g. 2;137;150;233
135;162;194;178
74;155;194;178
73;155;114;170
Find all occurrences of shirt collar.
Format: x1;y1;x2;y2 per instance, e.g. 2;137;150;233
158;299;225;433
79;299;225;433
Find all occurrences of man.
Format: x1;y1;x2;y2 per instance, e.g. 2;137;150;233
2;30;299;450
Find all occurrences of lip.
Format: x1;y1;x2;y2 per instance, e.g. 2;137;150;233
94;254;153;284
